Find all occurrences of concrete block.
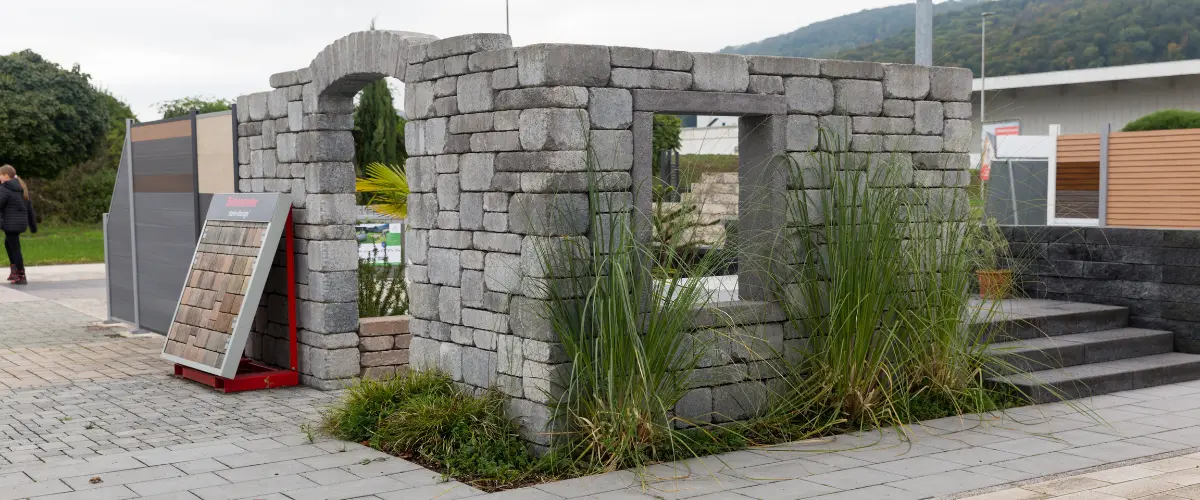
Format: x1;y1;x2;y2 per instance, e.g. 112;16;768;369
496;87;588;109
851;134;883;152
610;46;654;68
496;150;588;172
943;119;972;152
821;59;885;79
631;89;785;115
361;349;409;366
432;96;459;116
484;252;521;293
497;335;524;375
653;50;693;71
434;76;458;98
436;174;461;211
408;283;439;321
268;88;289;118
461;192;484;230
424;118;449;155
484;192;510;212
786;115;819;152
883;99;915;117
483;213;508;232
675;388;713;425
469;48;518;71
439;287;462;325
491;68;519;90
462;308;509;332
308;240;358;271
518;43;611;87
470;131;522;152
590;130;634;171
428;248;462;286
785;77;834;114
457;72;494;113
883;64;931;99
519;108;590;151
587;88;633;129
817;115;852;151
298;300;358;334
833;79;884;116
853;116;914;135
444;55;469;76
930;66;974;101
748;75;785;94
461;249;485;270
296;131;354;162
300;345;360;380
913;153;969;170
508;193;590;236
712;382;768;422
407;156;435;193
461;269;485;308
308;270;357;303
427;33;512;59
885;135;943;152
460;153;496;191
610;68;692;90
305;162;356;194
747;55;820;76
405;81;436;120
690;53;749;92
462;347;497;389
944;101;973;119
493;110;520;131
430;229;473;249
299;330;359;350
474;231;522;253
914;101;945;135
439;342;464;381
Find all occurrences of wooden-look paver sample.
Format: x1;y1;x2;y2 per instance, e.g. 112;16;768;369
162;220;267;369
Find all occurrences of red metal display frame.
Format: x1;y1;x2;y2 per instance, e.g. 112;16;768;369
174;211;299;393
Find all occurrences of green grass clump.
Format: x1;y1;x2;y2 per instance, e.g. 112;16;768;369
2;224;104;266
321;372;542;490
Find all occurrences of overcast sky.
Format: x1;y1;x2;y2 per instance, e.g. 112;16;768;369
2;0;911;120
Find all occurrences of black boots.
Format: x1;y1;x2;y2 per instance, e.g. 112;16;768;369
5;265;12;282
8;266;25;285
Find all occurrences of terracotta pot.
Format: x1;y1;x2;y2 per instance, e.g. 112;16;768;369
977;269;1013;300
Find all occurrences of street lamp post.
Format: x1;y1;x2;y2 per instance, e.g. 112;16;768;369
981;12;993;133
506;0;510;36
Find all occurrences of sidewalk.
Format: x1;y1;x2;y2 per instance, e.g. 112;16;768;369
5;265;1200;499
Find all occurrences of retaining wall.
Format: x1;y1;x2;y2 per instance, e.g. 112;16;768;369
1003;225;1200;352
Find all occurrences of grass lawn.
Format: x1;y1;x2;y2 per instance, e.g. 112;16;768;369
0;224;104;266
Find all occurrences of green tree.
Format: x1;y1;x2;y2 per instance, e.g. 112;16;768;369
0;50;109;179
1122;109;1200;131
157;96;233;119
652;114;683;170
98;90;137;169
353;80;400;171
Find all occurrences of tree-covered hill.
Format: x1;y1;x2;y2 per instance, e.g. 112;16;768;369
725;0;1200;77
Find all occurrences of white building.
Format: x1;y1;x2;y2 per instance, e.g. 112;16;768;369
972;59;1200;152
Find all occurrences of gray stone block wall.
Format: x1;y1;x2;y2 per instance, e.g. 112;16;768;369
1004;226;1200;353
234;29;974;442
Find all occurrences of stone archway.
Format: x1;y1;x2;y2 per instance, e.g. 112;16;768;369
233;30;437;390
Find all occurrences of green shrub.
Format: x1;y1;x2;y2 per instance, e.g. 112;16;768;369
322;371;541;489
1122;109;1200;132
358;249;407;318
28;159;116;224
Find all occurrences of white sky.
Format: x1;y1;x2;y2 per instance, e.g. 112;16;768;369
1;0;910;120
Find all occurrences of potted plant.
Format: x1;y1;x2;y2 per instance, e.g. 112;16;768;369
971;217;1013;299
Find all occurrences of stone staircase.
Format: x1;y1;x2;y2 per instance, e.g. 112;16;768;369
984;299;1200;403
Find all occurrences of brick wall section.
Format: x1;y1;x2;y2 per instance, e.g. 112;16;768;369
1003;226;1200;352
358;316;412;379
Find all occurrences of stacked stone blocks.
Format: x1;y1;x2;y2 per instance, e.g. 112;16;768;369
233;30;975;443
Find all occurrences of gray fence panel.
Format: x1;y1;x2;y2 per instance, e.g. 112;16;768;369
985;160;1048;225
106;134;136;323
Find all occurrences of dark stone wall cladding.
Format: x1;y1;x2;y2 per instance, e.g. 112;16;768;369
1003;225;1200;352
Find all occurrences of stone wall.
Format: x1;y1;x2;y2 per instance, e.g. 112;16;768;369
1004;226;1200;353
359;316;411;379
232;29;973;443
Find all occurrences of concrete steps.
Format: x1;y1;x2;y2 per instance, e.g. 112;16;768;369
981;299;1200;403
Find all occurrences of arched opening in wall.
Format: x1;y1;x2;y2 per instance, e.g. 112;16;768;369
346;76;409;318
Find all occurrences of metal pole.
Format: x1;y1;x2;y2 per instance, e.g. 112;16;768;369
981;13;990;134
1008;160;1019;225
126;118;141;329
103;213;113;322
1099;123;1111;226
506;0;510;35
915;0;933;66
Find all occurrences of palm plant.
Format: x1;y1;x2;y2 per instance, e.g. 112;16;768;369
356;162;409;218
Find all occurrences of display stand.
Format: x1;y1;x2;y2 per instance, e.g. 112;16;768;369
173;211;299;392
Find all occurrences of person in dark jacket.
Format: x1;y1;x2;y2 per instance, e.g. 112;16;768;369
0;165;37;285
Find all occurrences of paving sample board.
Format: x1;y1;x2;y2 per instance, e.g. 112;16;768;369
161;193;291;378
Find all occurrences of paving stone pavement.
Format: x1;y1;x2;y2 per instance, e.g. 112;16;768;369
8;267;1200;499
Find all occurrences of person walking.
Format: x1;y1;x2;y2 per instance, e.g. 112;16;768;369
0;165;37;285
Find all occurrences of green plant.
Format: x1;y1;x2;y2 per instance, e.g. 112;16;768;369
652;114;682;171
1122;109;1200;132
968;217;1011;271
29;159;116;223
650;187;709;274
358;248;407;318
765;137;1014;433
0;50;110;179
322;371;542;490
530;172;732;474
356;162;409;219
156;96;233;119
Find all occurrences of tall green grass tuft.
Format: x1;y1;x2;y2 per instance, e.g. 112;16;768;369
533;169;733;474
764;135;1014;433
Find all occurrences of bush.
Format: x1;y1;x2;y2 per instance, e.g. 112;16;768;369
28;159;116;224
358;249;407;318
1122;109;1200;132
321;372;542;490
